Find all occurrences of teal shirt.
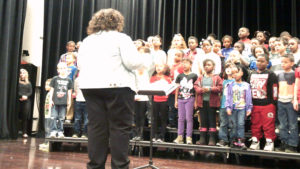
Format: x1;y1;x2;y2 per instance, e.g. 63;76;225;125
202;76;213;101
220;79;235;108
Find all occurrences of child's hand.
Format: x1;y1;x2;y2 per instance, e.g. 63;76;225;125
194;102;197;109
293;101;299;111
246;110;251;116
227;109;232;116
202;87;209;93
174;101;178;109
21;95;28;101
49;101;53;108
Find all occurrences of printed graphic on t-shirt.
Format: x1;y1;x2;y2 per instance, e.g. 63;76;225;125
56;79;69;98
176;73;198;99
179;77;194;99
250;74;268;99
232;84;246;109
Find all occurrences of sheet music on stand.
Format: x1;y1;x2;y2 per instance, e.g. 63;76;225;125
137;80;178;96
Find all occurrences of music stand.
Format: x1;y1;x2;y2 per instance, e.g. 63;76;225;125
134;83;178;169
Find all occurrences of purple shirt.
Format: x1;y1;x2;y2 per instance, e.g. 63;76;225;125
225;81;252;112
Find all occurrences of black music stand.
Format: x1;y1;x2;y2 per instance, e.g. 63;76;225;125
134;84;178;169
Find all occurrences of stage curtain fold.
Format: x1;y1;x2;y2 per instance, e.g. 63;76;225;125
0;0;27;139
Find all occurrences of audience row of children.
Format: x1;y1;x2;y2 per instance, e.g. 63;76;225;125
131;28;300;153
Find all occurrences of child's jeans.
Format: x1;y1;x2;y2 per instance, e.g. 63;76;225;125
74;101;88;135
218;108;229;142
277;101;299;147
50;105;66;133
229;109;246;140
44;117;52;137
177;97;195;137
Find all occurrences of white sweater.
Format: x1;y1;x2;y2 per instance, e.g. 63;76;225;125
77;31;149;91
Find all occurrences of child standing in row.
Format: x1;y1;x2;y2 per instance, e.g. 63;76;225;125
221;35;234;62
49;62;73;138
59;41;77;65
39;78;52;151
194;59;223;146
249;54;278;151
276;54;298;153
72;71;88;138
173;58;198;144
168;50;184;129
217;63;237;147
65;53;78;123
150;64;171;142
226;66;252;149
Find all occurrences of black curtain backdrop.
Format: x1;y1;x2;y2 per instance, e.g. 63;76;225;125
40;0;300;133
0;0;27;139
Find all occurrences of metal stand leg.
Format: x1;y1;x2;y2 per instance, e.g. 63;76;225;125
134;96;159;169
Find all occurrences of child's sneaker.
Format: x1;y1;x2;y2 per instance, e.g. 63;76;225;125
186;137;193;144
39;142;48;149
173;135;184;144
72;134;78;138
156;138;164;143
285;145;298;153
263;139;274;151
249;137;260;150
237;139;247;150
49;132;57;138
275;142;286;152
65;120;71;124
57;132;64;138
216;140;229;147
81;134;88;139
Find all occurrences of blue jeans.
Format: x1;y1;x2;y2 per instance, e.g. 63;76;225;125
74;101;88;135
229;109;246;140
44;118;53;137
50;105;66;133
277;101;299;147
218;108;229;142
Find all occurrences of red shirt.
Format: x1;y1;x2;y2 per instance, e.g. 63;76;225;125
239;38;251;44
150;75;172;102
295;67;300;103
185;50;197;61
170;63;184;80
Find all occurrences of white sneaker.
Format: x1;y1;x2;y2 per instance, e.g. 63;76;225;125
39;142;49;149
49;132;57;138
173;135;184;144
264;139;274;151
57;132;64;138
156;138;163;143
65;120;71;124
186;137;193;144
249;137;260;150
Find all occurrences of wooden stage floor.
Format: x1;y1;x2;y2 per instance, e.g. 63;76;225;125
0;138;298;169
